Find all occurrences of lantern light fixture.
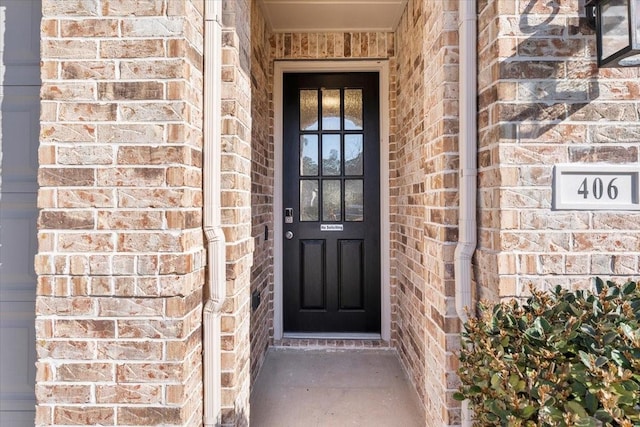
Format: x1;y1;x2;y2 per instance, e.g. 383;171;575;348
586;0;640;67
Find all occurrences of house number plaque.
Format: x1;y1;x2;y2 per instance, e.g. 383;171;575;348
553;164;640;211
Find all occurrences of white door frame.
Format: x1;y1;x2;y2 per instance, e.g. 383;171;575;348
273;60;391;341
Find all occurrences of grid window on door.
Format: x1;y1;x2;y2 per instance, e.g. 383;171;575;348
298;88;365;222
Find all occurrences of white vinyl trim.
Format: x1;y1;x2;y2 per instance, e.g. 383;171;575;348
273;60;391;342
203;1;225;426
456;1;478;425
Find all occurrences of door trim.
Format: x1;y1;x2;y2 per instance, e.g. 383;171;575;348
274;60;390;341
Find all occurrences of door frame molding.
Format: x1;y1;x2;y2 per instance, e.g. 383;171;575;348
273;60;390;341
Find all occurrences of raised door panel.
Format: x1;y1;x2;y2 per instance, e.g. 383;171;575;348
300;240;326;309
338;240;364;310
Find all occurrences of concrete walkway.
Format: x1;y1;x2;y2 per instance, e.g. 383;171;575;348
250;348;425;426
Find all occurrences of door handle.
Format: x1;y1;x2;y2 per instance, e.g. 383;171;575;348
285;231;294;240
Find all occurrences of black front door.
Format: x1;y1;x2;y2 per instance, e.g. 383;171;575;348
283;72;380;333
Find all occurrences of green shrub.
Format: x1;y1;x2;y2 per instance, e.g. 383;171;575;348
455;279;640;427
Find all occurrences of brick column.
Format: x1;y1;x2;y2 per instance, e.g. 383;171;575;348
249;0;274;383
392;0;461;424
220;0;253;424
476;0;505;301
36;1;205;425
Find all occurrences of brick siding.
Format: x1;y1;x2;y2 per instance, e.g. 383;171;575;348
33;1;640;426
272;32;395;59
249;0;274;386
393;0;461;424
477;0;640;302
220;0;253;424
36;1;206;425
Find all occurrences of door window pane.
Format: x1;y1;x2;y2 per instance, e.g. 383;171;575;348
345;180;364;222
322;180;341;221
344;134;363;176
300;90;318;131
300;180;319;221
322;134;341;176
300;135;319;176
322;89;341;130
344;89;363;130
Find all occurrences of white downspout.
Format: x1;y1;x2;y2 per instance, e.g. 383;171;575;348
203;1;225;426
454;0;477;426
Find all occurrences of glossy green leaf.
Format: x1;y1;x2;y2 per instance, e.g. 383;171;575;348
584;392;597;414
508;373;519;388
580;324;596;337
592;299;603;315
620;323;637;342
622;281;636;295
468;385;482;394
617;393;635;406
594;409;613;422
610;349;631;369
602;331;617;345
579;351;592;369
490;373;500;388
572;381;586;396
566;400;588;418
606;285;620;299
520;405;536;419
540;404;563;420
534;316;552;333
622;380;639;391
525;328;542;341
595;277;605;293
574;417;596;427
453;392;466;401
594;356;608;368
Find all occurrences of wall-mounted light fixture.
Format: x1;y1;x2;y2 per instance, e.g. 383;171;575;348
586;0;640;67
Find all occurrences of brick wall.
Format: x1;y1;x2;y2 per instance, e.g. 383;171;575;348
249;0;274;384
477;0;640;302
476;0;504;302
393;0;427;408
272;32;394;59
220;0;253;424
36;1;206;425
393;0;460;424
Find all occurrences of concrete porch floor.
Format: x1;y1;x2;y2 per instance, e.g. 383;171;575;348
250;348;425;426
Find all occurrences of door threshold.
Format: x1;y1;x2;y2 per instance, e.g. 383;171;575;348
282;332;381;340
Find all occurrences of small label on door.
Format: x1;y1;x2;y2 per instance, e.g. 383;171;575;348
320;224;343;231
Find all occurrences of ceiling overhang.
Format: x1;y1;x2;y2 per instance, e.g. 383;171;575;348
258;0;408;33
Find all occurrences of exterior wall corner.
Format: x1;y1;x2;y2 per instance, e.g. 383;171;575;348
36;1;206;425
